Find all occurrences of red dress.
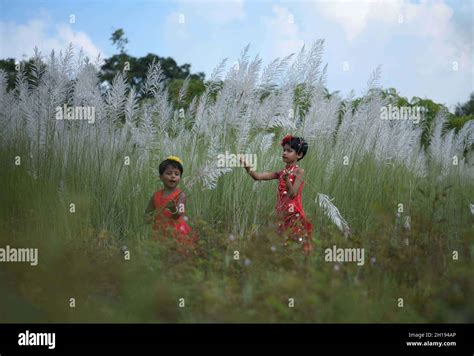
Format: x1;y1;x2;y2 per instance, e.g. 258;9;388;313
152;188;198;254
275;164;313;254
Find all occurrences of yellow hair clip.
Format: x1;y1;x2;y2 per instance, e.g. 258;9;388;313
166;155;183;165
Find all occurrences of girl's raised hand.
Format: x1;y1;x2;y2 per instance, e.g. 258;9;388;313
240;156;253;172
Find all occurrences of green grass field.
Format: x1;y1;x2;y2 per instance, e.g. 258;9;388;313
1;44;473;322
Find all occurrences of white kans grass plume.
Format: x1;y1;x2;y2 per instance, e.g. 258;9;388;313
428;112;474;178
1;41;473;238
403;216;411;231
188;164;232;190
316;193;351;237
259;54;293;90
259;133;275;153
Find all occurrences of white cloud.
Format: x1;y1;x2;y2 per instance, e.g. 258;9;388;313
263;5;305;59
196;0;246;24
0;16;103;61
400;1;470;80
316;0;376;41
313;0;471;107
175;0;246;25
163;11;190;42
162;1;247;76
315;0;460;42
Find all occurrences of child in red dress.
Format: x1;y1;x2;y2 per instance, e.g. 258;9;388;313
241;135;313;255
144;156;198;254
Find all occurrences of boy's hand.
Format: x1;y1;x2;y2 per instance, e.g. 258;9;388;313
165;200;176;212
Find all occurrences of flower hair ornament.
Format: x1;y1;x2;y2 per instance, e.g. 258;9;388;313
281;134;306;153
166;155;183;165
281;134;294;146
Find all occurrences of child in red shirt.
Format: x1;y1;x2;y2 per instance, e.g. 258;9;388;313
145;156;198;254
241;135;313;255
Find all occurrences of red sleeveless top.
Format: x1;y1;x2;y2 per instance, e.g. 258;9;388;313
152;188;197;251
275;164;313;254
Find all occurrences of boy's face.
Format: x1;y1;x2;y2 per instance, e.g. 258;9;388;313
282;144;303;163
160;166;181;189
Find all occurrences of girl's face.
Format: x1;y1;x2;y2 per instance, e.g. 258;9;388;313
160;166;181;189
282;144;303;164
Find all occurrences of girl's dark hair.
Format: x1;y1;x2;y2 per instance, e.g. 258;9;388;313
159;159;183;175
281;136;308;161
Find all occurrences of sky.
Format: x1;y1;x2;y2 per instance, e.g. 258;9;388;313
0;0;472;110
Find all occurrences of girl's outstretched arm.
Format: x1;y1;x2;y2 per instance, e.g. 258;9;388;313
240;157;278;181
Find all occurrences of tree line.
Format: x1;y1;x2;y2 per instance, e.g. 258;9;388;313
1;28;472;136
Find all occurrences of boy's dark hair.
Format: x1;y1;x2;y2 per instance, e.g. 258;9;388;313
159;159;183;175
281;135;308;161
